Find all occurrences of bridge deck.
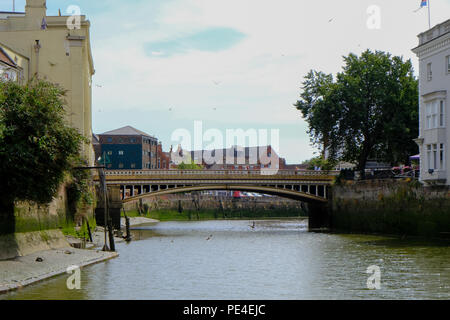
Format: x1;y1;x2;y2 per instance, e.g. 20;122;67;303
97;169;339;183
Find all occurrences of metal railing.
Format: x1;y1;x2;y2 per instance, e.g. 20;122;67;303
102;169;340;177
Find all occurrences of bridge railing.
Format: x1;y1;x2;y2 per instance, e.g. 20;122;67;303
102;169;340;177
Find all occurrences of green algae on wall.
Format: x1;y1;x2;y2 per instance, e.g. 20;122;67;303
331;179;450;238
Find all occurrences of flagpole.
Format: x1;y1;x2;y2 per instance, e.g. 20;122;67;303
428;0;431;29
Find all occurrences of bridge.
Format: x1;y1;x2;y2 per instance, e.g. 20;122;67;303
93;169;339;231
97;169;339;203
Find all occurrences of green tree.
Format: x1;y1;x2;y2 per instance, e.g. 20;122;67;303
0;80;86;235
295;50;418;177
336;50;418;175
177;161;203;170
302;156;336;171
294;70;341;158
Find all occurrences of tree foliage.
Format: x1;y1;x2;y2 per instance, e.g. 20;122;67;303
301;156;336;171
295;50;418;175
177;161;203;170
0;80;86;234
294;71;341;158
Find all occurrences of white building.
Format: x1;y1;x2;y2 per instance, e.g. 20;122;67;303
412;19;450;186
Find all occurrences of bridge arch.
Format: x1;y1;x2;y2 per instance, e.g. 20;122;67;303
122;184;328;204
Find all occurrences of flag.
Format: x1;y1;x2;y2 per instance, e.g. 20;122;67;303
414;0;428;12
41;17;47;30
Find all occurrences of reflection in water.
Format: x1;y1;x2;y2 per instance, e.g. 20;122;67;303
2;219;450;300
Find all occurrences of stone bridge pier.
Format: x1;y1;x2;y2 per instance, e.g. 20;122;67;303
306;202;331;231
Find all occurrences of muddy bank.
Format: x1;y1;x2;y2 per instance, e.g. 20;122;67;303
0;217;158;294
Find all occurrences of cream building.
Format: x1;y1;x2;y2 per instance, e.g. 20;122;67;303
412;19;450;186
0;0;95;164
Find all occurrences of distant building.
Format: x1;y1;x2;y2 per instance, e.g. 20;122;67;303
97;126;159;170
412;19;450;186
157;142;170;169
171;145;285;170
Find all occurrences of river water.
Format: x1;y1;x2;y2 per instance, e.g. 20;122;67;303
2;219;450;300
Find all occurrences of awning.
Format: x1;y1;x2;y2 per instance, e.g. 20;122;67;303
409;154;420;160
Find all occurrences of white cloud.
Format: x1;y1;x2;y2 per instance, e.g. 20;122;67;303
90;0;450;162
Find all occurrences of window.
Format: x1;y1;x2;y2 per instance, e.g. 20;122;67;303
130;138;136;143
446;56;450;74
118;151;124;156
433;144;437;170
107;137;113;143
119;163;124;169
427;63;432;81
426;100;445;129
131;163;136;169
427;144;441;170
107;151;112;156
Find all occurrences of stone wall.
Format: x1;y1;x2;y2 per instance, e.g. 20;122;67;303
0;230;70;260
331;179;450;238
13;180;94;234
123;194;305;217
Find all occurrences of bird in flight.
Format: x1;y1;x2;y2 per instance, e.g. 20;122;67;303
206;235;213;241
328;18;334;23
212;80;222;85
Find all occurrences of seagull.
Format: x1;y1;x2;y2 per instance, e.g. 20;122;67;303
212;80;222;85
328;18;334;23
206;235;213;241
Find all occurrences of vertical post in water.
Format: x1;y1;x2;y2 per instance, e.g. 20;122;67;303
99;155;110;251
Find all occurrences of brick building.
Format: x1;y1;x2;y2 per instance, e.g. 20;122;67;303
172;145;287;170
157;142;171;169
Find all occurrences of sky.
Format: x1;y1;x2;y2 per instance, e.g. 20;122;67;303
2;0;450;163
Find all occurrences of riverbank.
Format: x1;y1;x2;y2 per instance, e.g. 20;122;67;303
0;246;118;294
0;217;158;294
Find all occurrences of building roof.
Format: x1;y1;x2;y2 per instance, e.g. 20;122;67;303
413;18;450;50
92;133;100;145
0;47;16;67
100;126;155;138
